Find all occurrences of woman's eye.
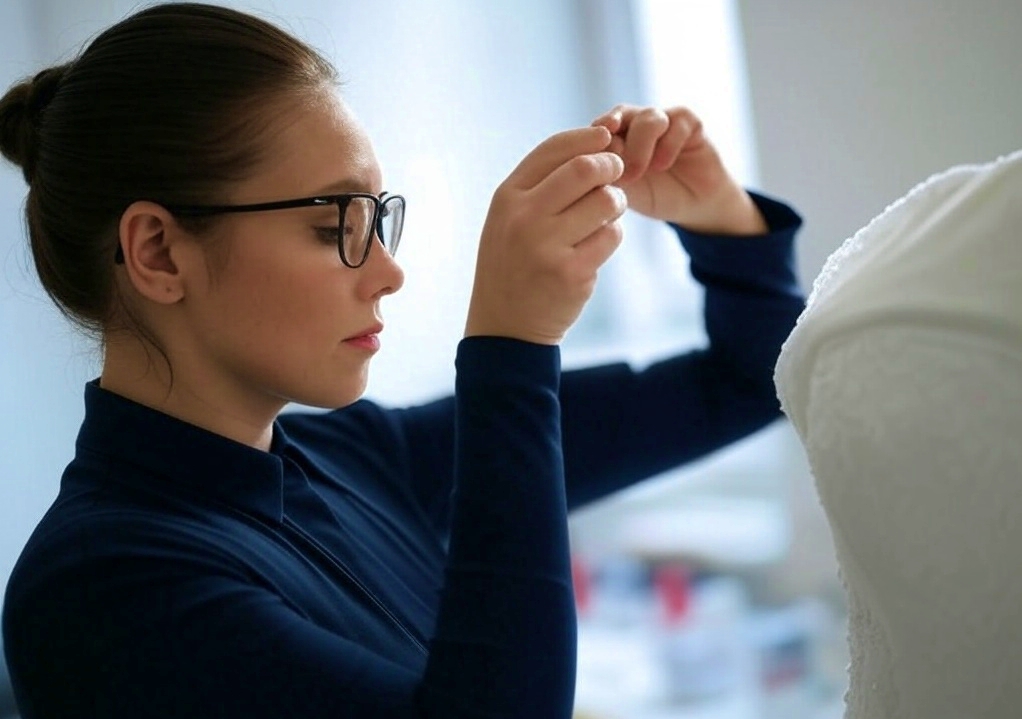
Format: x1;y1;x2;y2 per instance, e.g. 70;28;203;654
314;226;339;244
314;225;357;242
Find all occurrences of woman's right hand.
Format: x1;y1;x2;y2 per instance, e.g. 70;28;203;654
465;126;627;345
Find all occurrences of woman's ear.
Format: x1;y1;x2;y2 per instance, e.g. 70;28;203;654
117;201;188;304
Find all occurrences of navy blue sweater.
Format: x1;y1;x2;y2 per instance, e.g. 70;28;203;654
2;193;803;718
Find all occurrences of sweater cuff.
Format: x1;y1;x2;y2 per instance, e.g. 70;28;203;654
671;191;803;293
455;336;561;391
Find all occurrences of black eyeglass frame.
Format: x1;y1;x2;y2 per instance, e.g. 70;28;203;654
114;192;405;269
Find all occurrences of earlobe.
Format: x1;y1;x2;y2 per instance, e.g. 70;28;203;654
117;201;186;304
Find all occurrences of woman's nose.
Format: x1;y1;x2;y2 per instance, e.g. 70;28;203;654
362;239;405;299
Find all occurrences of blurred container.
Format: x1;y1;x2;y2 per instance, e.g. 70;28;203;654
655;574;760;709
575;555;659;717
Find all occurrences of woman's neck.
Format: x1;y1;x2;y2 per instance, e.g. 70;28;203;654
100;333;280;451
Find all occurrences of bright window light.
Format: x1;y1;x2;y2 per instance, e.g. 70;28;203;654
562;0;763;367
634;0;760;187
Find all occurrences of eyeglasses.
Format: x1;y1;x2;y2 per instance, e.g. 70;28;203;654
114;192;405;268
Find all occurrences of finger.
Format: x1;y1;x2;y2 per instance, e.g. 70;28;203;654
618;107;670;182
572;216;624;270
595;103;656;138
531;151;625;215
555;184;628;246
590;105;625;135
648;107;702;172
600;103;643;130
506;126;612;190
606;134;627;172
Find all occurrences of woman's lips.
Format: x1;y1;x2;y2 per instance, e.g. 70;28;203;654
343;324;383;351
343;333;380;351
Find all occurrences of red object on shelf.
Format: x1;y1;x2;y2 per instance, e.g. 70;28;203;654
654;563;691;625
571;555;592;617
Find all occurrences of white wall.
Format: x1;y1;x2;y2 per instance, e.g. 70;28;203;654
0;0;99;594
737;0;1022;282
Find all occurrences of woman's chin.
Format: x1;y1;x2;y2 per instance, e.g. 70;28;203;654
293;379;368;411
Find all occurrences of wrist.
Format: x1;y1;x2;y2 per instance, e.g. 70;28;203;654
674;186;768;236
464;314;562;346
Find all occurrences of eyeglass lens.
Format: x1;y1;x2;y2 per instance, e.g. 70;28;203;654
340;196;404;266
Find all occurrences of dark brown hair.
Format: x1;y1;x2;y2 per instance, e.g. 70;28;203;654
0;2;337;336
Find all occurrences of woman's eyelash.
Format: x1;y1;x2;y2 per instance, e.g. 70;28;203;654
314;226;339;242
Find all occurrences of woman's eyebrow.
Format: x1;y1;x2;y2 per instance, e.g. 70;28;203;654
309;177;378;195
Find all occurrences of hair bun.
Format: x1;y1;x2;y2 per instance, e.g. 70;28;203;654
0;64;69;183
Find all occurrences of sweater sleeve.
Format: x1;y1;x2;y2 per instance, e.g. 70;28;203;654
277;339;576;716
560;192;805;507
420;337;576;717
392;193;805;513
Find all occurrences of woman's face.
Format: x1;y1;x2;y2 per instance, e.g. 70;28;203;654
176;92;405;411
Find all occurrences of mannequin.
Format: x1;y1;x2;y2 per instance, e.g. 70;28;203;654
776;149;1022;718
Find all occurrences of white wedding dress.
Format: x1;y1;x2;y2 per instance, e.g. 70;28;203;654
775;149;1022;718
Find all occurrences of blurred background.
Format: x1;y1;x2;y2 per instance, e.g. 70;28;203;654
2;1;1021;717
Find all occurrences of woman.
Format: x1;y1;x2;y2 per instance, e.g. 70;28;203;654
0;3;804;717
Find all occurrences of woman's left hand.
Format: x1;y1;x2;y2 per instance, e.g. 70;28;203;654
592;104;767;236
